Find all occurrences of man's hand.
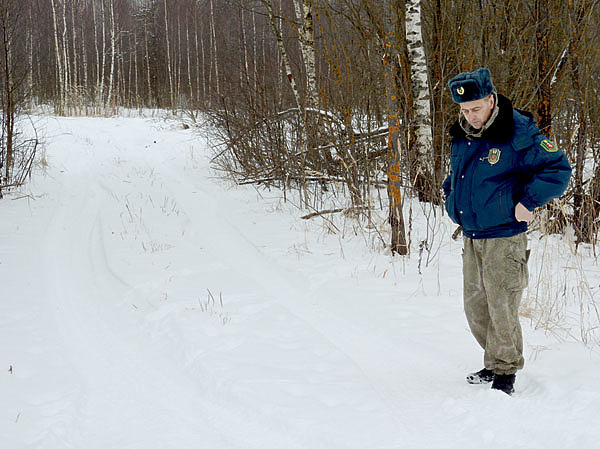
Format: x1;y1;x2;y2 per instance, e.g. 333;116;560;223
515;202;533;222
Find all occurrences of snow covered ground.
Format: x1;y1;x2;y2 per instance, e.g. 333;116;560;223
2;114;600;449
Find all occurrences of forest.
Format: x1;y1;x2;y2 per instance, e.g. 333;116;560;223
1;0;599;250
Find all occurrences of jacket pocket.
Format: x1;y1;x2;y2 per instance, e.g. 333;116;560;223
498;188;515;221
445;191;461;224
449;154;462;190
475;188;515;229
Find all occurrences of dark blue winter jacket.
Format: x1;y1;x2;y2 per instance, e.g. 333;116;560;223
442;94;571;239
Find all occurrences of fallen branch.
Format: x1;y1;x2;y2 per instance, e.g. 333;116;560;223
301;208;344;219
301;205;370;220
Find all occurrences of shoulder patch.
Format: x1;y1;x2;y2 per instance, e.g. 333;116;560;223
540;139;558;153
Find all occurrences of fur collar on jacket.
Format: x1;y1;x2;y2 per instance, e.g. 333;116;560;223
449;93;529;143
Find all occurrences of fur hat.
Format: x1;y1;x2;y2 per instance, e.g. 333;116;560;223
448;68;494;103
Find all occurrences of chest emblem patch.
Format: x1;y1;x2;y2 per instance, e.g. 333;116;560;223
487;148;501;165
540;139;558;152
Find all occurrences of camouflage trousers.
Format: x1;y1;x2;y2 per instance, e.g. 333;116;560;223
463;233;529;375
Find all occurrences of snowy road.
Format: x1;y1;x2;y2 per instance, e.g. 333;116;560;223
2;115;600;449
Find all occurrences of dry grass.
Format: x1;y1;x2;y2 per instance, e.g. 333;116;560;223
521;227;600;346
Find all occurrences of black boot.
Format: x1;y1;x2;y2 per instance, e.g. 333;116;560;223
466;368;494;384
491;373;516;395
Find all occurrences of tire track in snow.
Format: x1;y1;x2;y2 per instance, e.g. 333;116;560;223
151;157;455;447
42;165;310;448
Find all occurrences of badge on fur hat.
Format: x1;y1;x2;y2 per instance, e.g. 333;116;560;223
540;139;558;153
448;68;494;103
488;148;501;165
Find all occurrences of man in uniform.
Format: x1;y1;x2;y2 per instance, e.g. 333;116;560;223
442;68;571;395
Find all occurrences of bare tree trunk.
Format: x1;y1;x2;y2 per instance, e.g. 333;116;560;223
125;31;131;107
275;14;281;107
196;5;206;106
240;6;251;91
384;0;408;255
50;0;64;114
1;6;13;182
294;0;322;157
207;4;213;107
107;0;116;108
143;14;152;106
28;3;33;110
292;0;328;179
405;0;435;202
100;0;107;106
164;0;174;109
70;0;78;89
193;5;200;106
293;0;318;110
92;0;100;105
133;26;138;106
252;7;257;93
430;0;447;194
176;12;182;107
61;0;70;111
81;16;88;114
116;30;124;109
536;0;551;135
569;2;588;243
265;1;303;118
186;15;193;105
265;0;309;206
209;0;220;99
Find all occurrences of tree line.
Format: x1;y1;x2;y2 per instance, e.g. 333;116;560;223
1;0;599;250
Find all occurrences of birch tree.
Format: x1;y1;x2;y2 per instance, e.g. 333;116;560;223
264;1;305;134
164;0;174;108
293;0;329;181
70;0;78;90
106;0;117;108
50;0;65;114
264;0;310;205
194;3;205;106
142;8;152;106
209;0;220;101
92;0;101;105
405;0;434;201
60;0;70;110
240;5;251;92
99;0;107;106
293;0;318;110
185;14;193;105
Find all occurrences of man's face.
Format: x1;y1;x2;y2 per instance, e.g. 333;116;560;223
460;95;495;129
